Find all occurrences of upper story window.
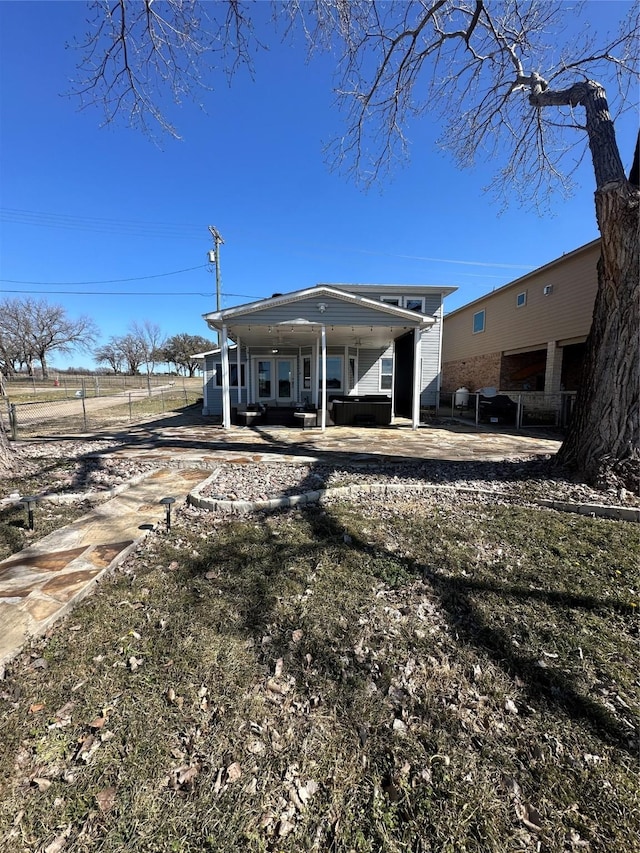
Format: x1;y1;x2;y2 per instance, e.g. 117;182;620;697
404;297;424;313
516;291;527;308
380;296;401;307
473;309;485;334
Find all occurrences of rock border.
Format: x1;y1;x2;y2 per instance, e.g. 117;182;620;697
188;472;639;522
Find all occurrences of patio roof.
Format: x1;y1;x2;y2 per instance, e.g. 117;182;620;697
203;285;438;349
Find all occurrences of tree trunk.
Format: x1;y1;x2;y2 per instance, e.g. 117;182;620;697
557;182;639;489
0;423;16;474
548;83;640;490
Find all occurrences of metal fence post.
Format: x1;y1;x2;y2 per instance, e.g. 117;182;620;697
81;393;87;429
183;378;188;405
161;390;165;413
475;393;479;426
128;392;133;421
516;395;522;429
9;403;17;440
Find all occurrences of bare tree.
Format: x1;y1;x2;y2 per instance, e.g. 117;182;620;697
114;333;148;375
0;297;98;380
0;299;30;378
0;298;98;470
17;0;638;489
95;340;124;374
130;320;166;374
70;0;264;139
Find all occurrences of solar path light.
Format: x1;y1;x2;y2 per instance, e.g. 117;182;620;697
21;495;38;531
159;496;176;531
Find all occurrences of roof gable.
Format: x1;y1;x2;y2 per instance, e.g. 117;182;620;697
203;285;435;327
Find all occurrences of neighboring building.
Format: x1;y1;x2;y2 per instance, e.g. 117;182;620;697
201;282;456;429
441;240;599;395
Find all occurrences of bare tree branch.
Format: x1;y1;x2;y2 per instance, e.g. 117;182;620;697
69;0;265;139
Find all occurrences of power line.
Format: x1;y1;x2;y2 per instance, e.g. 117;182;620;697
0;264;208;286
0;207;202;240
1;290;212;296
2;207;536;270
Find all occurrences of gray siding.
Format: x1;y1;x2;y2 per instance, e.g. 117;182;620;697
358;347;391;395
227;296;419;328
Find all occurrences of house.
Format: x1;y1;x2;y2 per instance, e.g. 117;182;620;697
201;282;456;429
441;240;600;397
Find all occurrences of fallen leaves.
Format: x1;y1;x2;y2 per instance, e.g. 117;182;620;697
44;824;72;853
95;786;117;813
169;764;200;791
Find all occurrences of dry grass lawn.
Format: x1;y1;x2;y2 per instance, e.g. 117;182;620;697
0;493;638;852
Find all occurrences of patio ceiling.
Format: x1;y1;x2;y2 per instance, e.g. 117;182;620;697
217;319;429;350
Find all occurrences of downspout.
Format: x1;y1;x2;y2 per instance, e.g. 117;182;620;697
221;324;231;429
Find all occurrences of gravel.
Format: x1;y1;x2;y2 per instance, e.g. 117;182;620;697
6;440;158;495
198;456;639;508
5;440;638;508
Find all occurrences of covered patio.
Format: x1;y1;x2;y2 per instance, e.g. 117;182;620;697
203;285;439;431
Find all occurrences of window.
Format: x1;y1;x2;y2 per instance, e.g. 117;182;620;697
543;284;554;296
404;297;424;313
214;362;245;387
516;291;527;308
472;310;485;334
380;296;400;307
303;356;311;390
380;357;393;390
348;356;357;390
257;360;271;397
319;355;343;390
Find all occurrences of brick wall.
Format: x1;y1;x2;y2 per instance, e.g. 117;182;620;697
441;351;502;393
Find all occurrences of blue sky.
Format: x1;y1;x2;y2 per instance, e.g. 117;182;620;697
0;1;637;370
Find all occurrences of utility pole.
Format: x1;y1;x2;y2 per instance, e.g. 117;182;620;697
207;226;224;312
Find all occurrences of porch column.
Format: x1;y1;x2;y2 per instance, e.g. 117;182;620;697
412;328;422;429
246;346;252;402
221;324;231;429
313;343;319;408
202;361;209;414
320;325;327;431
236;337;242;405
544;341;563;393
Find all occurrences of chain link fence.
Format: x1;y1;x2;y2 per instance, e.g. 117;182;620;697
438;390;576;431
1;377;202;439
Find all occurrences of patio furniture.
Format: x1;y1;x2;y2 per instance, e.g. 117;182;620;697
330;395;392;426
236;409;262;426
293;410;317;429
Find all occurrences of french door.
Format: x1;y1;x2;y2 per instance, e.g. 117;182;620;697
256;358;295;404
